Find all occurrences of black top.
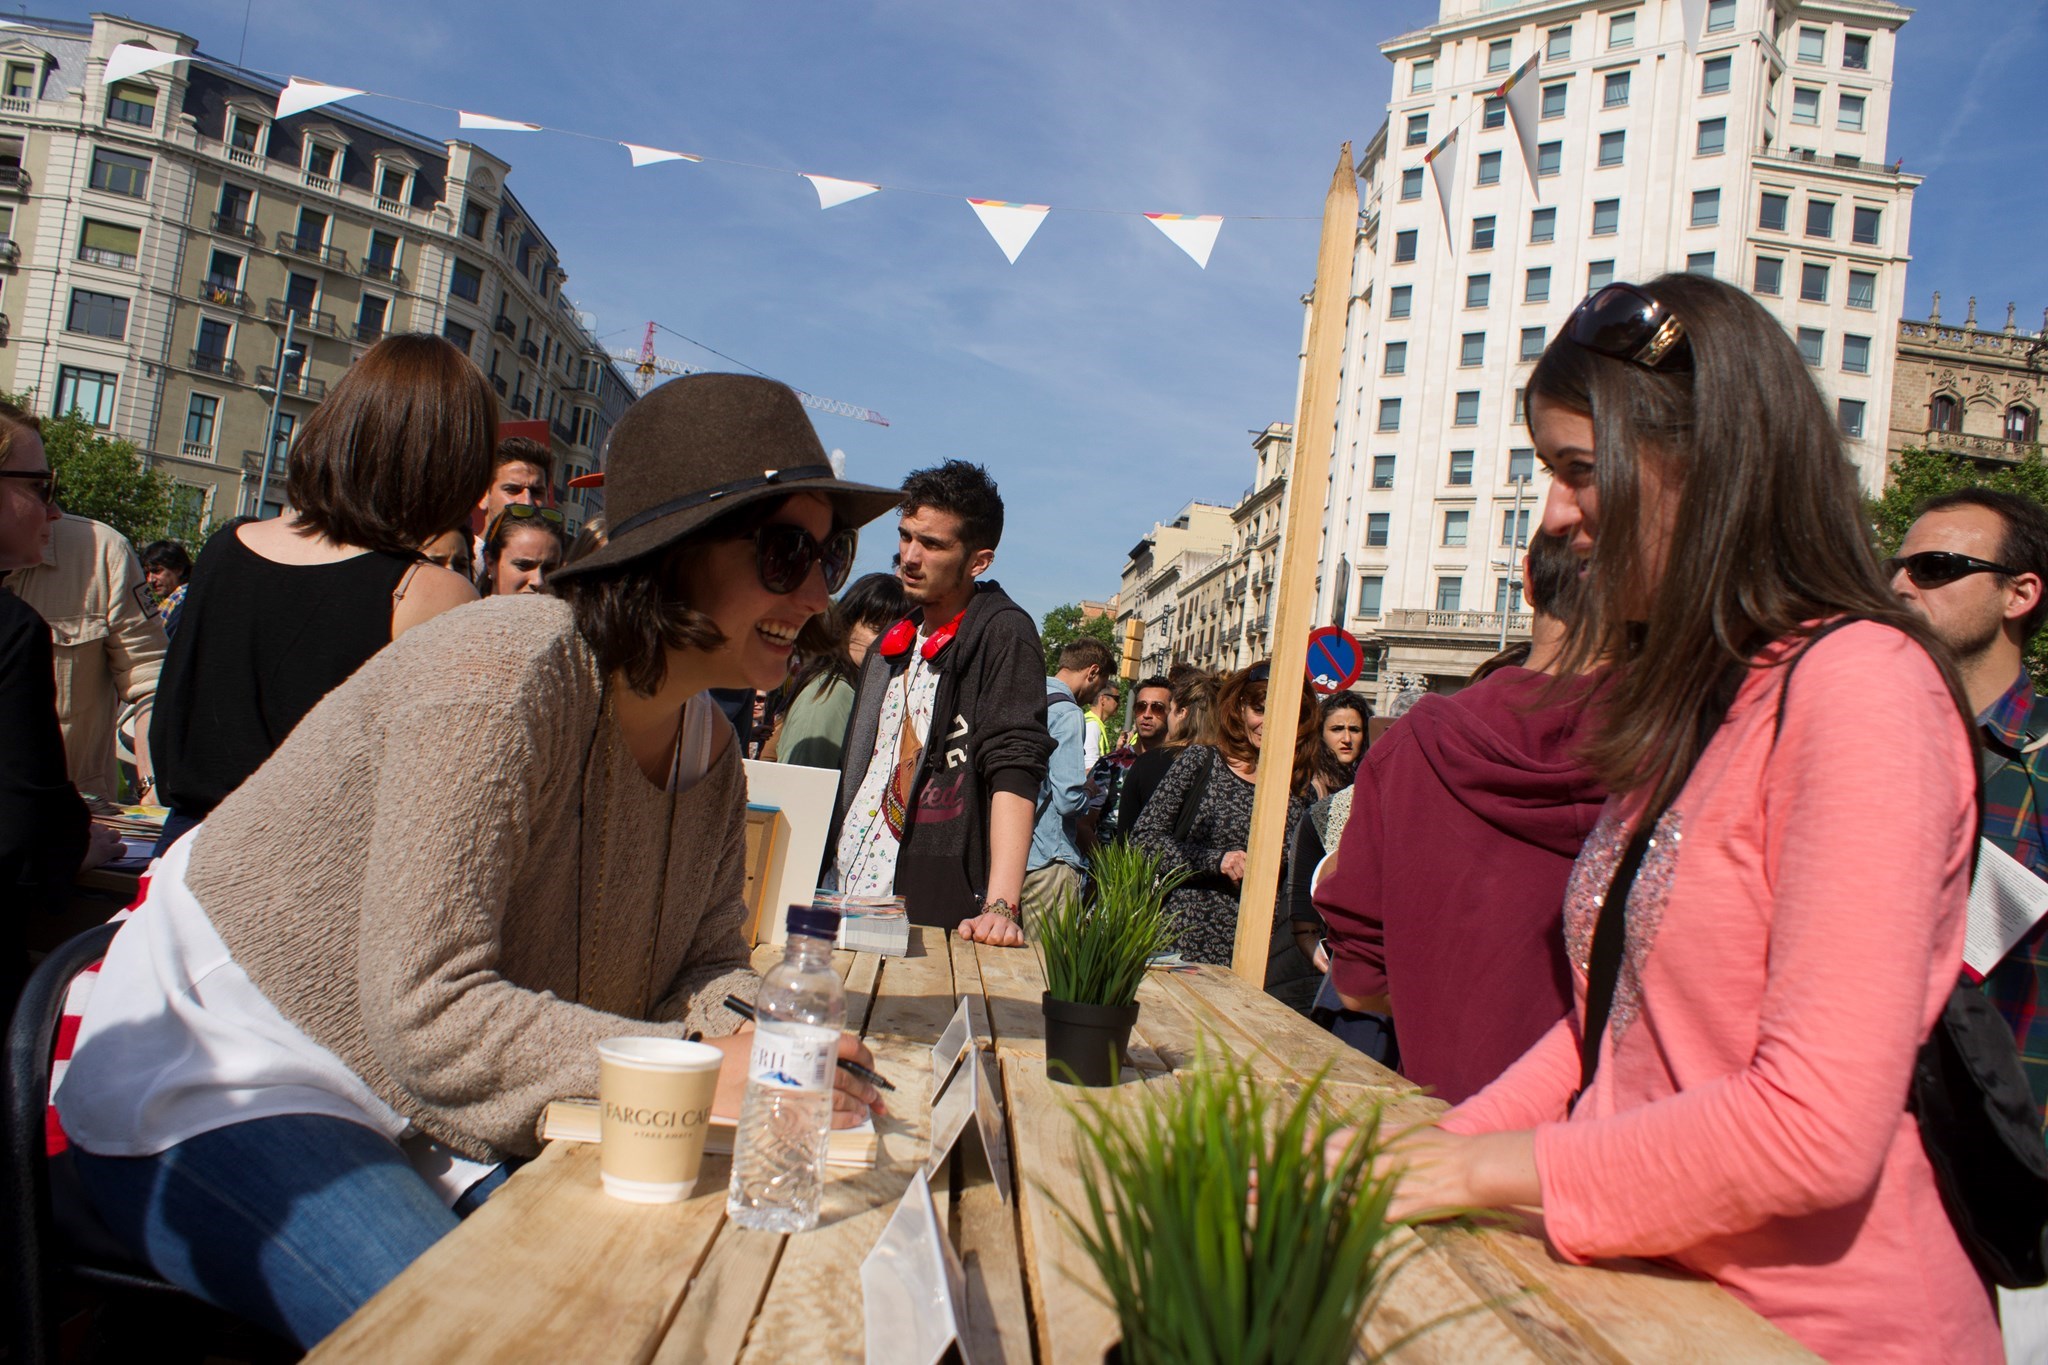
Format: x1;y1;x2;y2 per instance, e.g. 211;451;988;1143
1116;744;1182;838
151;521;418;818
0;591;88;914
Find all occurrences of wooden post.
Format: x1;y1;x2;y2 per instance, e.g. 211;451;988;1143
1231;143;1357;984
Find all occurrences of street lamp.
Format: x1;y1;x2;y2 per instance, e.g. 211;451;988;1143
254;309;302;519
1495;473;1532;650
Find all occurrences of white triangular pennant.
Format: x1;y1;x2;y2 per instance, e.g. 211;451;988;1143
1145;214;1224;269
274;78;362;120
1425;126;1460;247
1500;54;1544;197
103;44;183;86
1679;0;1710;52
622;143;701;167
458;110;541;133
966;200;1049;264
804;174;880;209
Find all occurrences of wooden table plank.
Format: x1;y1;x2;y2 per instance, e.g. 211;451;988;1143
652;1222;783;1365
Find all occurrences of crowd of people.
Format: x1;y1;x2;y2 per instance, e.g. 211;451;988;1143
3;272;2047;1361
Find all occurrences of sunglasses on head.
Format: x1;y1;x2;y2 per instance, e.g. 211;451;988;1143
1565;283;1692;372
0;469;57;505
753;521;858;595
1885;550;2025;589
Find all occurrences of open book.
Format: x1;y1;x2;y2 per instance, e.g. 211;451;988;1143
540;1098;878;1169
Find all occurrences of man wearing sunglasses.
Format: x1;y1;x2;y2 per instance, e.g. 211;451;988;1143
470;436;554;585
1891;488;2048;1124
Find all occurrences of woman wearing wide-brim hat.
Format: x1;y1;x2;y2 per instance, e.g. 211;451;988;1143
53;374;902;1349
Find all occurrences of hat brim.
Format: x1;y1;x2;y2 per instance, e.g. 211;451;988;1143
549;476;903;581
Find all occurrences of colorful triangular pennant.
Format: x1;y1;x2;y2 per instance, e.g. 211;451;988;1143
621;143;701;167
1500;54;1544;196
966;199;1049;263
1146;213;1224;269
458;110;541;132
275;78;363;120
803;174;881;209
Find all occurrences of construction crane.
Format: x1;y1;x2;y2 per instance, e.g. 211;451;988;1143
608;322;890;427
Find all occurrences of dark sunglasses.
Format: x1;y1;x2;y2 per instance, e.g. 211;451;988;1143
1885;550;2025;588
0;469;57;505
1133;700;1169;714
754;522;857;595
491;504;566;530
1565;283;1692;371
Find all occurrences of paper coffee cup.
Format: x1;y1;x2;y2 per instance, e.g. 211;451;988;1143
597;1037;724;1204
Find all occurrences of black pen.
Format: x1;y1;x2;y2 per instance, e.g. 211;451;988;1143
723;993;897;1092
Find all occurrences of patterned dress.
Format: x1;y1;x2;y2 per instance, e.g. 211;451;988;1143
1129;744;1305;966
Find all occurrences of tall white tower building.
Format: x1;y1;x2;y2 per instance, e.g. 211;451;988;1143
1319;0;1917;696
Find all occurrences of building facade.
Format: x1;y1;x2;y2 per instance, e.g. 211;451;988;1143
0;15;631;540
1310;0;1917;697
1111;501;1234;680
1888;294;2044;467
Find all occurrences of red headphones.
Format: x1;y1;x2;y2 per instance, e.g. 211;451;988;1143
878;608;965;663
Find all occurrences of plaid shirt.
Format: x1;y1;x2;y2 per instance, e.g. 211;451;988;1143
1977;671;2048;1119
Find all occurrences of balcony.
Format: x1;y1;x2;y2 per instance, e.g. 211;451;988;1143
1923;429;2040;463
275;232;349;271
226;144;265;172
188;350;241;380
241;448;286;479
180;441;214;461
303;169;338;195
265;298;338;335
494;315;516;338
211;212;262;244
491;374;508;397
0;165;29;191
0;95;28;116
256;366;327;400
0;237;16;265
195;280;249;310
354;322;385;344
359;258;406;287
511;394;533;416
551;418;576;443
518;338;540;362
1382;607;1532;637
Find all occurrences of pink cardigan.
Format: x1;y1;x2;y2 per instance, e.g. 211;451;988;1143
1443;623;2000;1363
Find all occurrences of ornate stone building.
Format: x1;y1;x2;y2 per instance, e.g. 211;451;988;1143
1887;294;2044;470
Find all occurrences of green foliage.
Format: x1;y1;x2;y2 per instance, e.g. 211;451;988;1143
1055;1047;1468;1365
1041;601;1119;673
4;389;171;548
1034;842;1185;1007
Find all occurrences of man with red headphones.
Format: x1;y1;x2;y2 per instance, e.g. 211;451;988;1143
825;460;1053;946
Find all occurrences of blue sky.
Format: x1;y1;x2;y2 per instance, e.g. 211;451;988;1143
112;0;2048;625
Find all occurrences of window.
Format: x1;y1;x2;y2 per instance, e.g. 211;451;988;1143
1502;508;1533;547
1530;206;1557;242
1604;71;1630;107
304;141;338;179
1444;510;1470;546
1436;577;1463;611
1449;451;1475;485
1520;325;1546;360
293;206;328;248
1537;141;1562;177
218;182;253;226
1686;251;1716;275
1482;97;1506;130
461;200;488;239
1514;387;1528;424
1707;0;1736;32
1843;32;1871;70
366;230;399;270
1806;199;1835;238
204;250;242;290
1691;188;1721;227
88;147;149;198
1357;575;1384;618
54;366;117;426
1496;579;1526;614
1591;198;1619;235
358;295;388;341
1609;11;1636;49
1377;398;1402;432
1454;391;1480;426
285;272;318;314
1525;267;1551;302
66;289;128;339
450;258;484;303
378;167;410;201
1400;167;1423;200
1508;447;1536;481
1471;216;1496;251
1852;205;1881;245
1797;26;1825;64
1792;87;1820;124
1588;258;1616;290
1847;270;1877;310
194;317;231;361
4;62;33;99
1384;341;1407;375
1541;83;1567;120
1406;112;1429;147
1837;92;1865;131
1372;455;1396;489
1701;55;1731;94
1801;262;1829;302
1388;285;1412;319
1797;327;1824;366
1930;394;1961;433
1411;58;1435;94
77;219;140;269
1697;117;1726;155
1547;26;1572;60
1461;333;1486;367
1838;398;1866;438
1598;130;1626;167
184;392;217;448
1753;255;1784;295
1759;191;1788;231
442;319;475;354
105;81;155;128
2008;406;2039;444
1841;333;1870;374
1395;229;1418;263
1488;39;1513;73
1466;273;1491;307
1477;151;1502;185
226;112;263;152
1366;512;1391;547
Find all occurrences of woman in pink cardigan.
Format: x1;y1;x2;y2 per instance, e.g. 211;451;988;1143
1382;275;1999;1362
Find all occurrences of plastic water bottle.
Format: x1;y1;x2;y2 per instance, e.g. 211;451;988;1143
726;904;844;1232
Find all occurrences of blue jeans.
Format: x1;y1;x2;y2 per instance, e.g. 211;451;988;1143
70;1113;507;1348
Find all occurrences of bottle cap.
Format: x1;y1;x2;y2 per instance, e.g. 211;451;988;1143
787;905;841;942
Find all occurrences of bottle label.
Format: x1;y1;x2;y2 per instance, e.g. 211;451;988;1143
747;1023;836;1093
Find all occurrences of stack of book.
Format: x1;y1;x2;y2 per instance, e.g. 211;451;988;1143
87;798;167;863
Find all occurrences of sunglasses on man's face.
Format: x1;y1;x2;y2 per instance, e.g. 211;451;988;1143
0;469;57;505
1133;701;1169;715
1885;550;2025;589
1565;283;1693;372
754;522;858;595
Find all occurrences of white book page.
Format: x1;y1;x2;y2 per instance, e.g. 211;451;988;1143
1966;838;2048;978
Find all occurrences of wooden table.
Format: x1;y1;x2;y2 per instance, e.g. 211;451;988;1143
308;927;1816;1363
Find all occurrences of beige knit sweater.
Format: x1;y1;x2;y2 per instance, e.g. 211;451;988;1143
184;595;758;1163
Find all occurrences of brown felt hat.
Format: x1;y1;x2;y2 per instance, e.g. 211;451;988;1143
550;373;901;580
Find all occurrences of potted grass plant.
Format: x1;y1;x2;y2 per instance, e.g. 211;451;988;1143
1058;1048;1467;1364
1034;842;1186;1086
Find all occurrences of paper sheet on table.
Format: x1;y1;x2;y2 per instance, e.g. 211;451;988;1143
1966;838;2048;979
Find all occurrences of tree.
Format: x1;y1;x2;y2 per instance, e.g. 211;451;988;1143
5;390;171;549
1040;602;1120;674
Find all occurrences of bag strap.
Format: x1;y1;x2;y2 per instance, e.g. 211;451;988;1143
1172;746;1217;843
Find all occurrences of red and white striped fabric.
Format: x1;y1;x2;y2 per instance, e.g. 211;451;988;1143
45;873;149;1157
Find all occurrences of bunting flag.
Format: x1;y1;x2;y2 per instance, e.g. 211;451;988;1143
1146;213;1224;269
1679;0;1710;52
622;143;701;167
803;174;880;209
458;110;542;133
103;44;185;85
966;200;1049;263
1498;53;1545;195
1424;125;1459;247
275;77;363;119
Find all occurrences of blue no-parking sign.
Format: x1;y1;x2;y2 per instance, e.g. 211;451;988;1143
1304;626;1365;696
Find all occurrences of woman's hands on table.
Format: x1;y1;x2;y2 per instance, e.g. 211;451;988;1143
1326;1124;1539;1222
704;1028;888;1129
80;821;124;871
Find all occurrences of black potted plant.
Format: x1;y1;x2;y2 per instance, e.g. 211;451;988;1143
1035;843;1184;1086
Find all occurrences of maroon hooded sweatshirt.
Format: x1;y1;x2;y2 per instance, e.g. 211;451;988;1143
1315;667;1606;1105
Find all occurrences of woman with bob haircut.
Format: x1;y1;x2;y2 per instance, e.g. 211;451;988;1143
1381;276;1996;1361
55;374;903;1349
148;334;492;845
1130;661;1317;966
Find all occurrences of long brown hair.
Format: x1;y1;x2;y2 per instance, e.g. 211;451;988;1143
1213;664;1318;797
1534;273;1967;811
